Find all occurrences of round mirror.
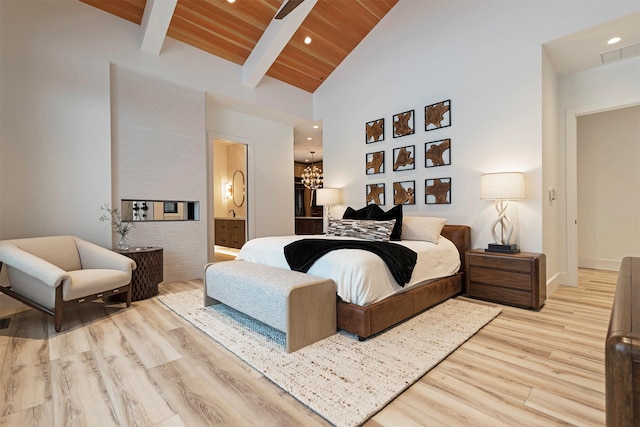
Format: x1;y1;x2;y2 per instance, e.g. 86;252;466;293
232;170;245;207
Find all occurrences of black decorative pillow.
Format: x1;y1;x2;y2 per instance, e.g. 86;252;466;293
367;204;403;241
343;204;383;220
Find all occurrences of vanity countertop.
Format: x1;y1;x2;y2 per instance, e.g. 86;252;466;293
214;217;245;220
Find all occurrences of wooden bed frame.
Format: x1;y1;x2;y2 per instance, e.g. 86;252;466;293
336;225;471;339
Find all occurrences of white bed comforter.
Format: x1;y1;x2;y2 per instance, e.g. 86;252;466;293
237;235;461;306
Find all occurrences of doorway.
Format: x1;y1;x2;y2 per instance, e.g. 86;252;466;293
211;138;248;262
565;95;640;285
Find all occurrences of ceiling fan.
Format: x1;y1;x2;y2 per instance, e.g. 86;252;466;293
274;0;304;19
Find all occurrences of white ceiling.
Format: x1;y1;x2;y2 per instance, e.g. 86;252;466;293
241;10;640;163
544;11;640;75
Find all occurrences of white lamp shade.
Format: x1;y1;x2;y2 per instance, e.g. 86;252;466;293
316;188;342;206
480;172;525;200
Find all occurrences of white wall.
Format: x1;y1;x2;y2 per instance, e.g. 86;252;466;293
0;0;310;248
542;47;563;291
111;66;207;282
577;105;640;270
316;0;639;255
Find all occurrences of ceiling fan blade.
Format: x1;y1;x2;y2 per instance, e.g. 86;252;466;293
274;0;304;19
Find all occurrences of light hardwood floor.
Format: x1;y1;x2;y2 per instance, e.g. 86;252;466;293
0;268;617;426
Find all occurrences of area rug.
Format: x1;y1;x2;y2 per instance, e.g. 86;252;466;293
158;289;501;427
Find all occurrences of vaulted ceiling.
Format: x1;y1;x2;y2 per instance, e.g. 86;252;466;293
79;0;398;93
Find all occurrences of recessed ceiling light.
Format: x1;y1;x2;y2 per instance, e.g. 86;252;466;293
304;36;312;45
313;125;319;129
608;37;622;45
307;137;312;140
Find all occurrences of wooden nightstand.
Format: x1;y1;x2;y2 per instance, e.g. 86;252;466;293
112;246;163;302
465;249;546;309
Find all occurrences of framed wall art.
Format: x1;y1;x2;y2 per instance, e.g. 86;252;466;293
425;100;451;131
393;145;415;171
393;180;415;205
425;139;451;168
425;177;451;204
366;151;385;175
393;109;415;138
366;118;384;144
366;183;385;206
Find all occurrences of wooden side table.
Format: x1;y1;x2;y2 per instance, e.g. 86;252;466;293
465;249;546;309
112;246;163;302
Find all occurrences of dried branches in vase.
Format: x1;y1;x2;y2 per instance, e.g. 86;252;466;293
99;203;135;250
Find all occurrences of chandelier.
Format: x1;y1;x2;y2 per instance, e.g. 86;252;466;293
301;151;323;190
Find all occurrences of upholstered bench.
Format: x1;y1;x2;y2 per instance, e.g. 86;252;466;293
204;260;336;352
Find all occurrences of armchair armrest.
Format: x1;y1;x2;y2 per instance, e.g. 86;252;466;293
0;242;69;288
74;238;136;273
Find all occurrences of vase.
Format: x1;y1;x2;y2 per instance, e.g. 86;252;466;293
117;235;129;250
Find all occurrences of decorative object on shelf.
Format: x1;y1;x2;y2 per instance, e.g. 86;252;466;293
393;110;415;138
301;151;323;191
366;118;385;143
121;200;200;222
366;151;385;174
425;100;451;131
393;181;415;205
425;178;452;205
393;145;415;171
100;203;135;250
316;188;342;219
480;172;525;253
132;201;151;221
366;183;385;205
425;139;451;167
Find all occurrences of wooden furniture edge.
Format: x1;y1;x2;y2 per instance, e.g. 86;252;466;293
0;283;131;332
606;256;640;426
336;224;471;339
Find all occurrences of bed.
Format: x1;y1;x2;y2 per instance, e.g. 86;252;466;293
237;220;471;339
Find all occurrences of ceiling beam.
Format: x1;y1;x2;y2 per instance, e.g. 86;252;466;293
242;0;317;89
140;0;177;55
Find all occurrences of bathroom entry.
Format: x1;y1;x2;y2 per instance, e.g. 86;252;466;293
212;139;247;261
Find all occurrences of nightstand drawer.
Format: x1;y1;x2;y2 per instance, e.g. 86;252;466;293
465;249;546;310
469;266;532;291
468;253;532;274
467;283;533;308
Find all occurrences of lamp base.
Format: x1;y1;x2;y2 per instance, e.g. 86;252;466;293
485;243;520;254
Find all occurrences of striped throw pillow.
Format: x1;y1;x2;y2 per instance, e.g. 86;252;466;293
327;219;396;242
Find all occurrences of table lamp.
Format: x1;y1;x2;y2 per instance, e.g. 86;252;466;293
480;172;525;253
316;188;342;220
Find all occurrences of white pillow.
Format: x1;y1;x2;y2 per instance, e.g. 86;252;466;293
401;216;447;243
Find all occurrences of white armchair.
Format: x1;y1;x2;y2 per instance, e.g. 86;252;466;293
0;236;136;331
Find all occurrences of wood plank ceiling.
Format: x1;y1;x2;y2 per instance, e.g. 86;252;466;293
79;0;398;93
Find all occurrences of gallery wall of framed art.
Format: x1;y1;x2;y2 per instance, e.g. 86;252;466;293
364;99;453;208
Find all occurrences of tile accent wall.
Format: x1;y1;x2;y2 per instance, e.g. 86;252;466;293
111;65;207;283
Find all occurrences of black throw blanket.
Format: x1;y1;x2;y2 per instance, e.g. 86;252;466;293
283;239;418;286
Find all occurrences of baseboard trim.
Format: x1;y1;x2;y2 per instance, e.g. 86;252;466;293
578;257;621;272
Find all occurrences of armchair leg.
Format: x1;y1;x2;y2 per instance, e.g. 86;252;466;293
126;282;132;307
55;286;63;332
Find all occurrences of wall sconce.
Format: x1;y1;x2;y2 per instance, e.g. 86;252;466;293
316;188;342;219
225;182;233;199
480;172;525;253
